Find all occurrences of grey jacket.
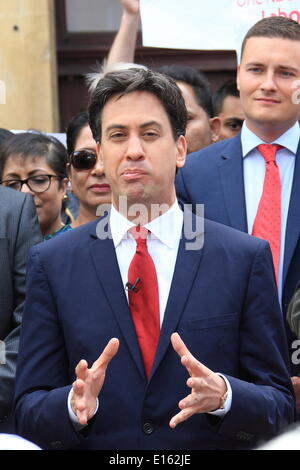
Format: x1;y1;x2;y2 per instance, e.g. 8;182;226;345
0;186;41;430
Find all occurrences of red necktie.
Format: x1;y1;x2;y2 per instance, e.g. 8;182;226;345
252;144;282;282
127;225;160;378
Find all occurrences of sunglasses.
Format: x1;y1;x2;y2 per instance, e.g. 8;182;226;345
70;149;97;171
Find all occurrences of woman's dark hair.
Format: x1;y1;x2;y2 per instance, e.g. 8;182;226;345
66;112;90;155
0;132;68;183
0;128;14;147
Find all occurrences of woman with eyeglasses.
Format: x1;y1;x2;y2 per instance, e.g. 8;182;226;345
0;132;70;239
66;112;111;228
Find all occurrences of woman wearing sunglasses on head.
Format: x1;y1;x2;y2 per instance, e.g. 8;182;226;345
66;112;111;228
0;132;70;239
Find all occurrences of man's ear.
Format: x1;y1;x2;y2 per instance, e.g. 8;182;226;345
236;65;241;92
209;117;221;143
176;135;187;168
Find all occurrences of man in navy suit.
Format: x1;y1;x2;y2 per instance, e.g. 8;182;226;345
14;67;295;450
176;16;300;405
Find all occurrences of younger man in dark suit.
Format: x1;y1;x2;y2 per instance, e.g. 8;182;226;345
176;16;300;408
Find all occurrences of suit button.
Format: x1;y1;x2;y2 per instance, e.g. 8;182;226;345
50;441;62;449
143;422;154;435
235;431;254;442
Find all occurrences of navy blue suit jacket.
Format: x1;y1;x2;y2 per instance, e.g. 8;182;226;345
14;216;295;450
176;134;300;374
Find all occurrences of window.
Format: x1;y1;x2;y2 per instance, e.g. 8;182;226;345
65;0;122;33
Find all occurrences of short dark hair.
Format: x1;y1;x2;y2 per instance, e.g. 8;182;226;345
88;67;187;143
156;65;213;118
66;111;90;155
0;132;68;181
213;79;240;116
241;16;300;59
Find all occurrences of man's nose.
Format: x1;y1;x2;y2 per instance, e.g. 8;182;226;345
260;71;277;92
125;136;145;160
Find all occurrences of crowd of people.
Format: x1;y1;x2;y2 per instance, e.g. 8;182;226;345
1;0;300;451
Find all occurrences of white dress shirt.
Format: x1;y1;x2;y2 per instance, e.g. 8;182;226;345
68;200;232;425
241;121;299;301
110;200;183;326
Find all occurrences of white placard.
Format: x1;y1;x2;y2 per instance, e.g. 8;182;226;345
140;0;300;54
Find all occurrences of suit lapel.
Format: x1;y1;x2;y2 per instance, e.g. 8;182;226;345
88;227;145;379
283;141;300;284
217;135;248;232
150;212;204;379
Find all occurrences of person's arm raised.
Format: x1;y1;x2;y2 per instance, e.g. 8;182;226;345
107;0;140;67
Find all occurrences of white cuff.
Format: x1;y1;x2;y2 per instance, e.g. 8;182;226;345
208;374;232;417
67;388;99;431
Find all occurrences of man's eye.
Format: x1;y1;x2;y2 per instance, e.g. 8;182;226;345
143;131;159;137
248;67;262;73
225;120;243;131
110;132;126;139
279;70;294;78
228;123;239;130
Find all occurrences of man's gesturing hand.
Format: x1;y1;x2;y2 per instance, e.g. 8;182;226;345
169;333;227;429
71;338;119;425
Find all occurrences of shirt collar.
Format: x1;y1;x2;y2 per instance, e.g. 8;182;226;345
241;121;300;158
110;200;183;249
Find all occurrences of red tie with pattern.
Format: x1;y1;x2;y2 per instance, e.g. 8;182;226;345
252;144;282;282
127;225;160;379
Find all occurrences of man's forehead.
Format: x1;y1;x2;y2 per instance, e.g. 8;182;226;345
103;90;161;108
242;36;300;59
101;91;169;126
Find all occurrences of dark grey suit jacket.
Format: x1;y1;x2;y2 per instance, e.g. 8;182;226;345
0;186;41;431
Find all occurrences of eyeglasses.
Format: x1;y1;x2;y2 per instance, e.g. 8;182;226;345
0;174;63;193
70;149;97;171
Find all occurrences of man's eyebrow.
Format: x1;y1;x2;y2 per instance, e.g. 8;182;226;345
277;65;300;73
245;61;264;67
105;121;163;133
105;124;127;133
224;118;244;123
140;121;163;130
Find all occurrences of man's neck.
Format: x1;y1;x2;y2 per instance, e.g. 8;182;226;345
112;196;176;224
245;119;297;143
